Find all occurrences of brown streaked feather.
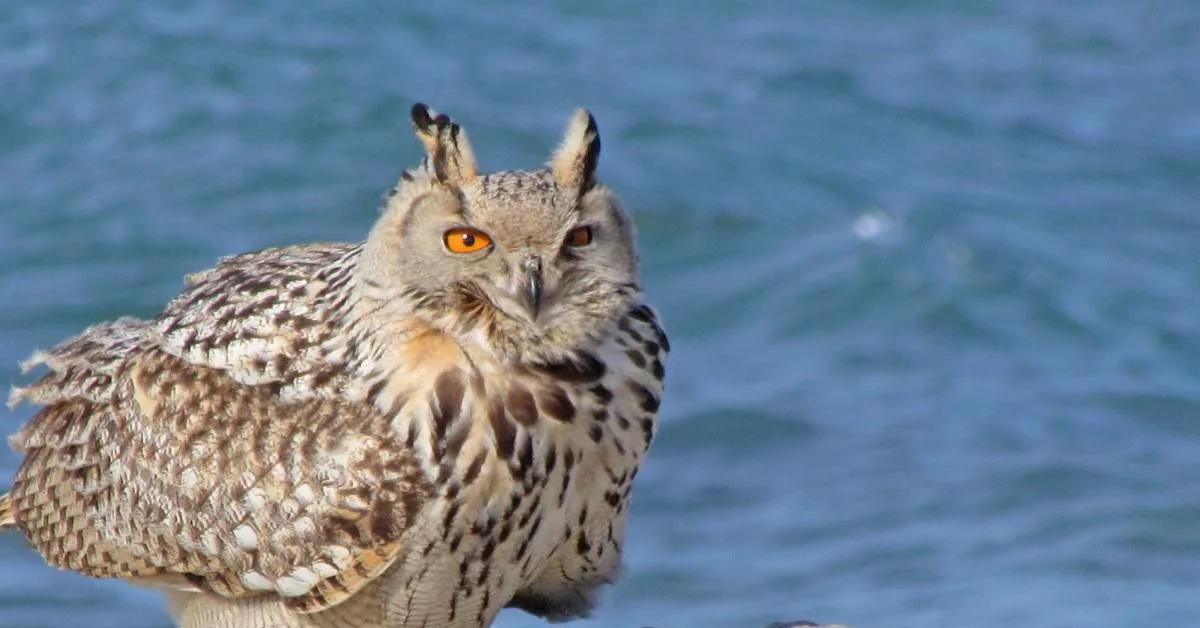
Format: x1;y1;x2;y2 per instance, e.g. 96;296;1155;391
153;243;363;398
8;334;432;614
282;539;400;613
0;493;14;528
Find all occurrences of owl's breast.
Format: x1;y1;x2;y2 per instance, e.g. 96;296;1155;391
351;311;665;624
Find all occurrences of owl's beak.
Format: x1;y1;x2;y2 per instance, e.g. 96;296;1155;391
520;257;543;320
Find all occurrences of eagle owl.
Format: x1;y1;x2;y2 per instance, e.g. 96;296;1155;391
1;104;668;628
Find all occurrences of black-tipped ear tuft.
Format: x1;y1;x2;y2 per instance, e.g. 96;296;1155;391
411;103;434;131
580;113;600;187
407;102;479;185
550;108;601;192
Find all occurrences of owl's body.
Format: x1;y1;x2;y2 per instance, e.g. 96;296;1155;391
1;105;667;628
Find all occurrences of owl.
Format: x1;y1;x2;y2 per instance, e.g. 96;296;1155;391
1;104;668;628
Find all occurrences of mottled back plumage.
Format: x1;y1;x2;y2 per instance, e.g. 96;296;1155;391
2;104;667;628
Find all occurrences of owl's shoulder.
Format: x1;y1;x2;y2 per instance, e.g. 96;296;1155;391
170;242;361;310
153;242;364;388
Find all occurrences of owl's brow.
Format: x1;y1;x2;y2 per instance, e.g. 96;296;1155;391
400;191;475;237
453;196;477;225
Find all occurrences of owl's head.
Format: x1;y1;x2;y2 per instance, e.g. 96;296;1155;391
358;104;641;361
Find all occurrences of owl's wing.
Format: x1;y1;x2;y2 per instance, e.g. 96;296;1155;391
6;248;430;614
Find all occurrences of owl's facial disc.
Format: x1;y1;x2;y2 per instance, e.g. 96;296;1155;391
461;218;610;330
439;220;554;326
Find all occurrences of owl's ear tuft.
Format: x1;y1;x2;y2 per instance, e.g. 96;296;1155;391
550;108;601;192
408;103;479;185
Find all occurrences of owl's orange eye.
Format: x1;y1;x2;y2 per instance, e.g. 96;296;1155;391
565;226;593;248
443;228;493;254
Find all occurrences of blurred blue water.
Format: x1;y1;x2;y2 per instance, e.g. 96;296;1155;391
2;2;1199;627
